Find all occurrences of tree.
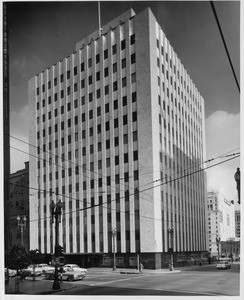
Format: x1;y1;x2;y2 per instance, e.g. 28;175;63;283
5;244;30;273
28;249;44;281
5;244;30;293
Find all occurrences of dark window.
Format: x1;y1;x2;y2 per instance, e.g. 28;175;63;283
121;39;126;50
113;63;117;73
88;58;92;68
122;96;127;106
89;110;93;119
96;54;100;64
104;49;108;59
106;140;110;149
74;66;77;76
74;83;78;92
67;70;70;79
105;103;109;113
82;113;85;122
48;81;51;89
81;62;84;72
130;34;135;45
105;121;110;131
36;87;39;95
122;77;126;87
81;79;85;89
89;92;93;102
42;84;45;92
104;67;109;77
122;58;126;69
132;111;137;122
133;151;138;161
67;86;71;95
113;81;118;91
114;118;118;128
124;153;128;163
112;44;117;54
96;89;101;99
123;115;127;125
115;155;119;165
131;53;136;64
105;85;109;95
114;136;119;146
132;92;137;102
114;100;118;110
61;90;64;98
97;107;101;116
89;75;92;85
60;74;64;82
96;71;100;81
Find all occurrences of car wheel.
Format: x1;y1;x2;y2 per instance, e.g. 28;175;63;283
67;276;73;281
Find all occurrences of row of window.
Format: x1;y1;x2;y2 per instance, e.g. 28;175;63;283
37;93;137;125
36;35;136;96
156;38;201;111
37;73;136;110
37;111;137;140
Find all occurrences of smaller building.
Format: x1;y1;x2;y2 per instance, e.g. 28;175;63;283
9;162;29;250
221;239;240;260
207;190;235;257
235;210;240;239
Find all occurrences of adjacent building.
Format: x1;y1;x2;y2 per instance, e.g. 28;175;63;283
207;190;235;257
235;210;240;239
9;162;30;250
29;8;207;268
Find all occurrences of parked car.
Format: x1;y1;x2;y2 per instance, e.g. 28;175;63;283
216;262;231;269
36;263;54;273
45;267;86;281
4;268;17;277
21;265;43;277
63;264;87;273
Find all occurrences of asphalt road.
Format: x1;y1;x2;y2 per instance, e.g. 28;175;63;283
54;264;240;296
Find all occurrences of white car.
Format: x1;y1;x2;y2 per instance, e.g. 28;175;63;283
63;264;87;273
21;265;42;277
216;262;231;270
36;263;54;273
5;268;17;277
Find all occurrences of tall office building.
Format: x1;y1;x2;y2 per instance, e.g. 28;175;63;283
207;190;235;257
29;8;207;268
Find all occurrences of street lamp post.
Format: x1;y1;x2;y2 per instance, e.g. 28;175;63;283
111;228;117;271
234;168;240;204
16;215;27;246
50;200;63;290
168;228;174;271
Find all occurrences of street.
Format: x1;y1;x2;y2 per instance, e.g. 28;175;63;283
54;264;240;296
5;264;240;296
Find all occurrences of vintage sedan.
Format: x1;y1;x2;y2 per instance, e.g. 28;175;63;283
216;262;231;269
63;264;87;273
45;267;86;281
21;265;43;277
36;263;54;273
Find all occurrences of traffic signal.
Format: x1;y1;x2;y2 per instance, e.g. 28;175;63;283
55;245;64;256
168;248;173;254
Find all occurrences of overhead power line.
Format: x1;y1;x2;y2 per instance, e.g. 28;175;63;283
210;1;240;92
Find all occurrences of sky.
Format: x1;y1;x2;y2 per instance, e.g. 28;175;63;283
6;0;241;207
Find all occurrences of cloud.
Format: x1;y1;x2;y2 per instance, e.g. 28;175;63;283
10;105;29;173
205;110;240;207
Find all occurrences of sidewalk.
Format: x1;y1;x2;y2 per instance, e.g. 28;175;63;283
5;276;77;295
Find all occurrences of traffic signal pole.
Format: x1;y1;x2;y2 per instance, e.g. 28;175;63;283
50;200;62;290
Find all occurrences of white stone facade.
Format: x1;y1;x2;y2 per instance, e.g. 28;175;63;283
29;8;207;257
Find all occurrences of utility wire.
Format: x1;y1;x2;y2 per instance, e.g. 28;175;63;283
210;1;240;92
7;153;239;225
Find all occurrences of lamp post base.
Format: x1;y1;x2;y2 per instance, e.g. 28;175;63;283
113;266;117;271
52;277;61;290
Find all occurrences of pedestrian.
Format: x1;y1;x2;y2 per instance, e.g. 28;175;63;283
199;260;202;267
139;262;144;274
